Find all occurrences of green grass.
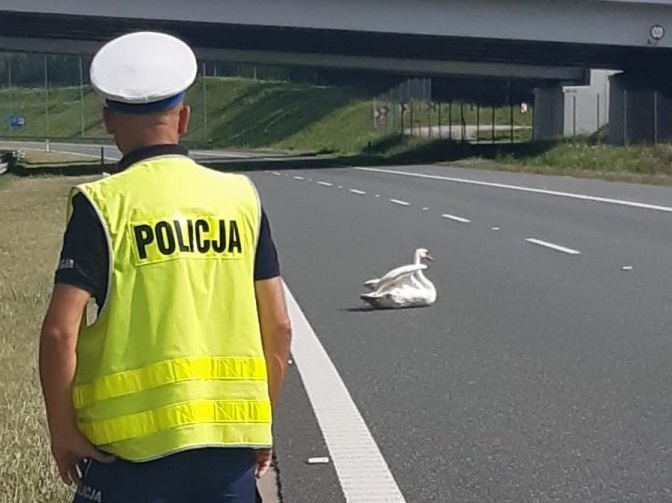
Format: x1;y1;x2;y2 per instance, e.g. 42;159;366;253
0;77;532;155
414;138;671;185
0;78;377;153
488;141;672;181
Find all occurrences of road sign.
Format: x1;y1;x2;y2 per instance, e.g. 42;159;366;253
650;24;665;41
9;115;25;129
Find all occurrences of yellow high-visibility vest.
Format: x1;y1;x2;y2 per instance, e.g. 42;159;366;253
68;154;272;462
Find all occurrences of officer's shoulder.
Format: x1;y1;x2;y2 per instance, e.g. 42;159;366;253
74;170;126;190
196;163;257;187
70;169;139;203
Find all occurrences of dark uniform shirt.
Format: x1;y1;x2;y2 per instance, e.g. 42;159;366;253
55;144;280;308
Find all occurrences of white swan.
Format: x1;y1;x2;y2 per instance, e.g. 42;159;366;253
363;247;433;290
360;248;437;309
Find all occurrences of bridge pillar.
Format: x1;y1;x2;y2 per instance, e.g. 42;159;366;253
608;72;672;145
533;85;564;140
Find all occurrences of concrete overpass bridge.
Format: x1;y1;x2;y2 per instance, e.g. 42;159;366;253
1;0;671;141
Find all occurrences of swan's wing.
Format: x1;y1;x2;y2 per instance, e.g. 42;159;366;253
375;263;427;284
364;263;415;289
374;264;427;291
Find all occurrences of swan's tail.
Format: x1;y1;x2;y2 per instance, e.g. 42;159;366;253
359;292;377;304
360;292;388;308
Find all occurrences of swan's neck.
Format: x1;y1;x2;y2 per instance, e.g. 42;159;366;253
414;268;434;289
413;252;422;264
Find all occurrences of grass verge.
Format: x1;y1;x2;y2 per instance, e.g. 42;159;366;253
474;140;672;185
0;175;100;503
21;150;99;165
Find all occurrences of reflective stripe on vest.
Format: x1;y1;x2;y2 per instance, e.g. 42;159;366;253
73;356;268;409
69;156;271;461
79;399;272;445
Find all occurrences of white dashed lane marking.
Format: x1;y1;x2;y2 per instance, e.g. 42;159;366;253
525;238;581;255
270;171;590;264
441;213;471;223
389;199;411;206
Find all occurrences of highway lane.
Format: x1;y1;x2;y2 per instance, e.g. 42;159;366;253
279;165;672;284
247;166;672;502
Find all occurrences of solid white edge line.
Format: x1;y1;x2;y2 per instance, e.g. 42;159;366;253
525;238;581;255
355;167;672;213
283;282;406;502
441;213;471;223
350;189;366;195
389;199;410;206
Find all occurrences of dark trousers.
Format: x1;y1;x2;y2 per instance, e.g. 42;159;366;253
72;447;258;503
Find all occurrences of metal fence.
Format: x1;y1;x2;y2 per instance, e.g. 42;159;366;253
608;88;672;146
372;78;534;144
561;87;670;144
563;90;608;138
0;54;331;145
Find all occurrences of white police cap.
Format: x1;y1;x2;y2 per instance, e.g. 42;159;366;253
90;31;197;114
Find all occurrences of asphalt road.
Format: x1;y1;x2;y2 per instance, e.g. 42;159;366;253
8;141;672;501
248;165;672;502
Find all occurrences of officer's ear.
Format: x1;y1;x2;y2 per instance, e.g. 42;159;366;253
177;105;191;136
102;107;116;135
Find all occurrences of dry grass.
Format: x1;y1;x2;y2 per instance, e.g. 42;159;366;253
0;174;97;502
22;150;98;166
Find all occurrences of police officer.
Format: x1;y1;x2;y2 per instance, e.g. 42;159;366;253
38;31;292;502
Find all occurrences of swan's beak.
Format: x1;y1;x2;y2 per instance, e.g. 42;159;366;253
425;254;434;261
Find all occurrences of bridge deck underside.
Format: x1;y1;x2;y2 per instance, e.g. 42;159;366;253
1;11;671;75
